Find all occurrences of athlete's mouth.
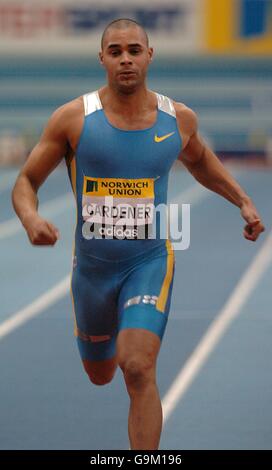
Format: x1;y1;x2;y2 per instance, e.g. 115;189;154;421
118;71;136;77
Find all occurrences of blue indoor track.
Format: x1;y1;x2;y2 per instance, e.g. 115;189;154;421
0;162;271;450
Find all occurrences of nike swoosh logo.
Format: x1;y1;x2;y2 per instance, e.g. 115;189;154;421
154;132;175;143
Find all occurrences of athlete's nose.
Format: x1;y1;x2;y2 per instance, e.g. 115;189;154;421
120;51;132;65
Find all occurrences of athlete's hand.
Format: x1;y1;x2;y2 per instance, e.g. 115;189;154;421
240;199;265;242
22;212;60;246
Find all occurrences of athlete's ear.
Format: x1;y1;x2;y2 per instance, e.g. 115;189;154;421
99;51;104;66
148;47;154;63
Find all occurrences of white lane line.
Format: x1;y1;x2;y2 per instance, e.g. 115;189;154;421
0;276;70;340
0;192;74;240
170;181;211;206
0;167;63;193
162;229;272;423
170;164;238;206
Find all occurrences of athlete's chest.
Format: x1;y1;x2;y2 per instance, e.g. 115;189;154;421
103;109;157;131
77;110;182;176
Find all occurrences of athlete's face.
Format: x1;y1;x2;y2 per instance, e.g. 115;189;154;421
99;27;153;94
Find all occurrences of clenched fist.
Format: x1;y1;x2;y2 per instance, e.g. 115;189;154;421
240;199;265;242
22;212;60;246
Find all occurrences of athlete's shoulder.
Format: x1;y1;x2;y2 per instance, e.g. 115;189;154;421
154;91;198;129
50;96;83;124
37;96;84;152
172;101;198;137
151;90;176;117
43;96;84;142
173;101;198;126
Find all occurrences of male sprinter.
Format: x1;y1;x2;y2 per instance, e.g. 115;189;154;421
12;19;265;450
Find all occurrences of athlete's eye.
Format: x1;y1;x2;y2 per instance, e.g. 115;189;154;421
110;50;120;56
130;49;141;55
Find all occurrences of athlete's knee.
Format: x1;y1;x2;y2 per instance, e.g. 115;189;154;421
82;359;116;386
87;373;113;386
119;356;156;391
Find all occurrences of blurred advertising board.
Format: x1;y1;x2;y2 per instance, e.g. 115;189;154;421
0;0;202;56
0;1;271;56
204;0;272;54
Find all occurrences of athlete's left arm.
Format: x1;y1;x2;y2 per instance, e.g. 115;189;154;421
176;105;265;242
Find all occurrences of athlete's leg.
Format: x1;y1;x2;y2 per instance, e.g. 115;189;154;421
71;250;119;386
117;328;162;450
82;356;118;386
117;241;175;449
74;320;118;386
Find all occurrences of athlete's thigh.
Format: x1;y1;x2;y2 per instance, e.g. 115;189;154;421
116;327;161;374
117;242;175;342
71;250;118;363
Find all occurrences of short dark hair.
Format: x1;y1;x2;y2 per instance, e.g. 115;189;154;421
101;18;149;49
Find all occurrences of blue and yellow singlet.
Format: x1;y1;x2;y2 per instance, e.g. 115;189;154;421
67;90;182;362
67;90;182;261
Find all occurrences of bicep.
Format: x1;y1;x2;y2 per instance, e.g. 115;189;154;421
179;132;205;166
20;110;68;189
175;104;204;166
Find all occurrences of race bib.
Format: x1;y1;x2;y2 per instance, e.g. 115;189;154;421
82;176;155;240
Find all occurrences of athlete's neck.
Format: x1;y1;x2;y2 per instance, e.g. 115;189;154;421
99;86;154;116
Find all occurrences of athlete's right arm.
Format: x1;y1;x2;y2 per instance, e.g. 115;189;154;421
12;106;69;246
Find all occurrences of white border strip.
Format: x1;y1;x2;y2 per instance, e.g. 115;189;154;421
162;229;272;423
0;276;70;340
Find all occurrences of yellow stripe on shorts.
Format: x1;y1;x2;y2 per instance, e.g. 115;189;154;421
69;156;78;337
70;156;77;195
156;239;175;313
